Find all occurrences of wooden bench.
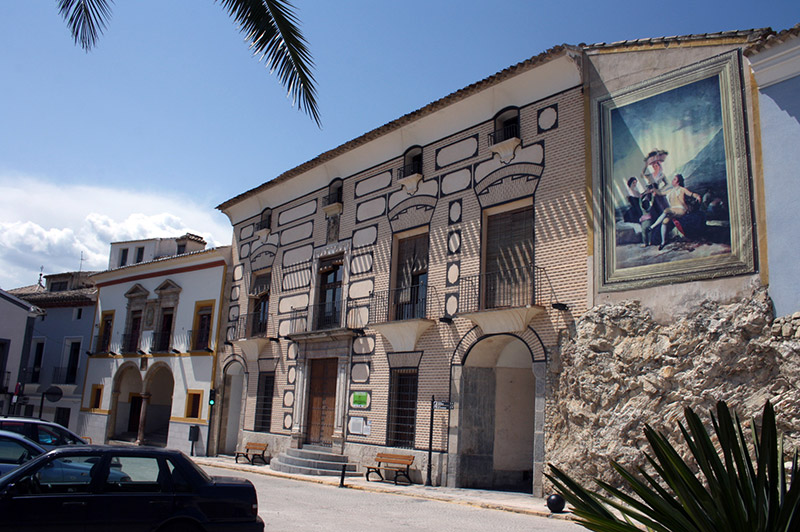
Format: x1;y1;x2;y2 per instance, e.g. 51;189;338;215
235;442;268;465
365;453;414;485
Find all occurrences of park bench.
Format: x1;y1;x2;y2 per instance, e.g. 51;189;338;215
365;452;414;485
235;442;268;465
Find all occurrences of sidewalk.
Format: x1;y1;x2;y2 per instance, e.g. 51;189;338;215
192;455;573;521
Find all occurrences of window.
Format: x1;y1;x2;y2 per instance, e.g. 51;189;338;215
251;294;269;337
90;385;103;409
30;341;44;383
316;256;343;330
490;107;520;145
185;390;202;419
153;307;174;352
326;178;343;205
119;248;129;267
54;407;70;429
50;281;68;292
135;246;145;263
0;436;36;467
254;372;275;432
393;233;428;320
98;312;114;352
388;368;418;448
73;307;83;320
124;310;143;353
256;208;272;232
400;146;423;178
65;340;80;384
177;243;186;254
484;205;534;309
191;303;214;351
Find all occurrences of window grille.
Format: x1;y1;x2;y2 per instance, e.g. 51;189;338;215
388;368;418;448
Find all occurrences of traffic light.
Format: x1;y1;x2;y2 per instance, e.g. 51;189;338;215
208;389;216;406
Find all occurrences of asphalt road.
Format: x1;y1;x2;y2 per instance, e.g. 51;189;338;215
202;465;584;532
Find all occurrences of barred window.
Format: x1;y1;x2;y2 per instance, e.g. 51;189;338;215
254;372;275;432
388;368;418;448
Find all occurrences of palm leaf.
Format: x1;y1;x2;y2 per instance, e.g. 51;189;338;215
57;0;113;51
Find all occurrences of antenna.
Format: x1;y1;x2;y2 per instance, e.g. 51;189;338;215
79;251;85;273
37;266;44;288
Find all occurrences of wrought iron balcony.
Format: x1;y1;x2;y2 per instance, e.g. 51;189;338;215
397;160;423;179
19;367;40;384
120;333;141;354
92;332;113;354
52;366;79;385
369;283;431;324
323;189;343;207
150;331;173;353
189;328;212;351
459;263;544;314
255;218;271;232
488;122;520;146
288;299;364;335
232;312;270;340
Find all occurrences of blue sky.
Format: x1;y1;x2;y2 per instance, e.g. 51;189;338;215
1;0;797;289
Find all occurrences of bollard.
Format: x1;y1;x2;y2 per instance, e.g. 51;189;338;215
339;462;347;488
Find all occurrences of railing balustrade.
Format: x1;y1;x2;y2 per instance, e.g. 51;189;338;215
459;263;543;313
120;333;141;354
232;312;271;340
369;283;430;324
189;328;212;351
488;122;520;145
150;331;172;353
52;366;78;385
397;160;423;179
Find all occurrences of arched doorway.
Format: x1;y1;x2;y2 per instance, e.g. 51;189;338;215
110;363;143;442
456;333;537;493
220;360;246;454
143;364;174;447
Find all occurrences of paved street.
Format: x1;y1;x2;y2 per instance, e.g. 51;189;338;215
202;465;584;532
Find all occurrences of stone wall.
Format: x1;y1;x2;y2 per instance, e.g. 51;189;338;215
546;288;800;490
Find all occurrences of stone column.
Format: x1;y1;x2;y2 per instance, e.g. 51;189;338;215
290;359;307;449
106;390;121;442
330;356;349;446
135;393;151;445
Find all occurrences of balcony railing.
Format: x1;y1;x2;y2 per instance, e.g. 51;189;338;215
397;160;422;179
19;367;39;384
369;283;430;324
92;333;113;354
255;218;271;232
323;189;343;206
288;299;365;335
121;333;141;354
459;263;544;314
189;328;212;351
232;312;271;340
150;331;172;353
52;366;79;385
488;122;520;146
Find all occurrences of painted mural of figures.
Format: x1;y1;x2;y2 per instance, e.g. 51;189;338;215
641;149;670;214
650;174;703;251
623;177;653;247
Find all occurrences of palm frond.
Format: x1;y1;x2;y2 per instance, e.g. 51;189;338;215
57;0;113;51
217;0;320;126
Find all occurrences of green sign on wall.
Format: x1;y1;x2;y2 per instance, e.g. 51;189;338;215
351;391;368;406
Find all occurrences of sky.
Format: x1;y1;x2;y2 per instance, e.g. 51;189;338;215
1;1;798;290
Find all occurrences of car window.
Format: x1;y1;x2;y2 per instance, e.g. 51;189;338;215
0;421;28;439
104;456;166;493
31;455;99;494
52;426;83;445
36;425;69;446
167;459;193;493
0;437;35;465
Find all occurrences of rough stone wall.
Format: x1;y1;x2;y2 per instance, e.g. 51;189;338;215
546;288;800;490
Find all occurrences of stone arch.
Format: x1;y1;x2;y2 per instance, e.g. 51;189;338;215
219;358;248;454
448;326;547;497
141;362;174;446
108;362;143;442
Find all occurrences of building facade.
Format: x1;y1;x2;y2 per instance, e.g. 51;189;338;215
0;289;45;416
8;272;96;432
78;235;230;456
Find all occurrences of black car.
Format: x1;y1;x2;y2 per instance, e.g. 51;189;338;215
0;445;264;532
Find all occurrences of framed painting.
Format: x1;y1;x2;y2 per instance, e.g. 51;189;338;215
597;51;755;291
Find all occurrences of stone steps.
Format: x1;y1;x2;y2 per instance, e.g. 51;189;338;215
270;446;360;477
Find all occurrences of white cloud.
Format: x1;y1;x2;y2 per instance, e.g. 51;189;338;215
0;173;232;289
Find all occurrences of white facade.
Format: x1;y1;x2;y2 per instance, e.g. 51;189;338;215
0;289;44;415
79;244;230;455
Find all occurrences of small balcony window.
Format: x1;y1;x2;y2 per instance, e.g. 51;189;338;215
256;208;272;232
398;146;423;179
489;108;520;146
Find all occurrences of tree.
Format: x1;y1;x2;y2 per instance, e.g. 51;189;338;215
57;0;319;125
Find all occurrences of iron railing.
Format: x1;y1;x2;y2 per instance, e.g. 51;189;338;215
287;299;365;335
52;366;78;385
322;189;343;206
19;367;38;384
150;331;172;353
398;159;423;179
92;332;113;354
488;122;520;145
255;217;271;232
459;263;544;313
189;328;212;351
120;332;141;354
369;283;430;324
232;312;270;340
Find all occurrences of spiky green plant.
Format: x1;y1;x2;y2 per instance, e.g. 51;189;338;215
546;401;799;532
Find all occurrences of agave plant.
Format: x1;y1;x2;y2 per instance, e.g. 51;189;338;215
547;401;799;532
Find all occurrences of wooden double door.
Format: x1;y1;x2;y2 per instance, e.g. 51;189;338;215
305;358;338;446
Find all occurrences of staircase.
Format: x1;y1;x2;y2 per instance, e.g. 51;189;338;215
270;445;360;477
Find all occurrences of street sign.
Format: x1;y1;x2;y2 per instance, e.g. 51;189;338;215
433;400;454;410
44;386;63;403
